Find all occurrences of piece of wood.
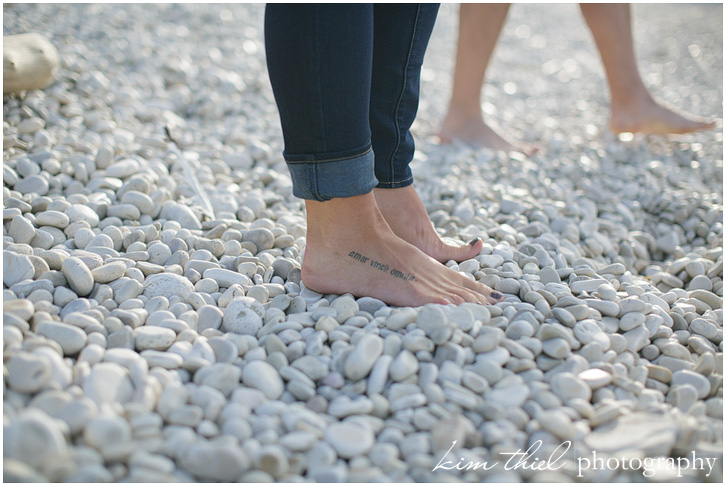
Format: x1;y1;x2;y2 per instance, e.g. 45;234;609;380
3;33;59;94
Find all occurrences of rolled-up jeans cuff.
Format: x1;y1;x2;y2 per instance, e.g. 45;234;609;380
285;145;378;201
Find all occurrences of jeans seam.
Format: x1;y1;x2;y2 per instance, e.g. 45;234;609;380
387;4;421;184
377;175;413;187
314;5;327;153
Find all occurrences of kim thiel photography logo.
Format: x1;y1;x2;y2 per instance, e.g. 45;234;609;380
433;440;719;478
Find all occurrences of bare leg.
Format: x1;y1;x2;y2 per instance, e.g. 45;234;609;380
580;3;714;135
301;193;502;307
438;4;534;153
374;185;483;263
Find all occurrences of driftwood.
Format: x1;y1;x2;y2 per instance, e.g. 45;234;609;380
3;33;59;94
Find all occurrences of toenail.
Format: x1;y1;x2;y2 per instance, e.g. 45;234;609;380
468;237;482;246
491;291;503;300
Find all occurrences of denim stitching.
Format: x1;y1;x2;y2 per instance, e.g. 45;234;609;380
377;175;413;187
387;5;421;185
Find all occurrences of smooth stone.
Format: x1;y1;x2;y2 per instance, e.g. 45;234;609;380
180;442;249;481
4;409;69;469
9;215;35;244
550;372;592;402
223;297;264;335
242;360;284;399
82;362;134;405
573;320;610;352
485;384;529;408
570;278;610;294
244;228;275;251
91;261;127;284
140;350;183;369
585;413;678;456
135;326;176;350
4;252;35;287
671;370;711;399
578;368;612;389
292;355;329;381
35;321;88;355
83;415;133;461
389;350;419;382
142;273;194;300
203;268;252;288
6;352;51;393
66;204;100;227
105;158;140;178
61;257;94;296
324;422;374;459
15;175;49;195
344;333;383;381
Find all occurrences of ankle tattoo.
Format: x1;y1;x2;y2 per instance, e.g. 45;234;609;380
348;251;416;282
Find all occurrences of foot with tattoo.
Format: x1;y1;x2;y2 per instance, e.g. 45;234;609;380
301;193;502;307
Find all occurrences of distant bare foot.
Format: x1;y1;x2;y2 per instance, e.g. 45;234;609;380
374;185;482;263
302;194;503;307
610;96;715;135
438;108;536;155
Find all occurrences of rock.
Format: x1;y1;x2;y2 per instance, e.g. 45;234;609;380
135;326;176;350
3;409;69;469
485;384;529;408
585;413;678;456
431;416;468;454
6;352;51;393
203;268;252;288
223;297;264;335
9;215;35;244
142;273;194;301
91;261;127;283
244;228;275;251
415;305;454;344
671;370;711;399
344;333;383;381
61;257;94;296
550;372;592;402
82;362;134;405
578;368;612;389
66;204;100;227
83;415;133;461
167;204;201;230
35;321;88;355
292;355;329;381
4;251;35;287
242;360;284;399
179;442;249;481
389;350;419;381
324;422;374;458
105;158;140;178
15;175;49;195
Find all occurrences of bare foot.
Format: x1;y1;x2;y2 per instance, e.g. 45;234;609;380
610;96;715;135
438;108;536;155
302;193;503;307
373;185;481;264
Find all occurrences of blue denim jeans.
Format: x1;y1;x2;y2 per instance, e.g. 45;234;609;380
265;4;439;201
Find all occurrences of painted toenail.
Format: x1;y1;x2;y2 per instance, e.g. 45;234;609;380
491;291;503;300
468;237;481;246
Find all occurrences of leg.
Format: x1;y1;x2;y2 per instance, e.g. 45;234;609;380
369;4;482;263
265;5;501;306
437;4;533;152
580;3;714;134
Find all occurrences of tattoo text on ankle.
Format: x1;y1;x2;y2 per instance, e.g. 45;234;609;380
348;251;416;282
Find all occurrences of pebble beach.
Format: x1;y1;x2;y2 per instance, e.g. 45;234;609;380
3;3;723;483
